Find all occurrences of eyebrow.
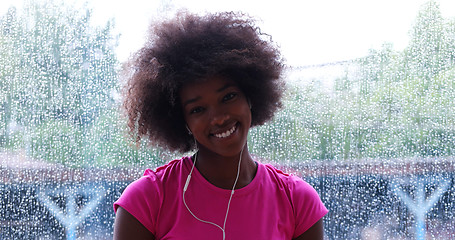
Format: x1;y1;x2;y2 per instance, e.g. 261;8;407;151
217;83;235;92
182;83;235;108
182;97;200;108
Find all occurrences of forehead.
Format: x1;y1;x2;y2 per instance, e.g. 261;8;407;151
179;76;239;102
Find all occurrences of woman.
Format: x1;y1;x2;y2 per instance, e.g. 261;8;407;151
113;11;328;240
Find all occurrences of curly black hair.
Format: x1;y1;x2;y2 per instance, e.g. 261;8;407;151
122;11;285;153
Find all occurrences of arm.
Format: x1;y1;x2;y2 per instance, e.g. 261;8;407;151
114;206;156;240
293;218;324;240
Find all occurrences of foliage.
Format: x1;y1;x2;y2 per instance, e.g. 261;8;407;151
0;0;161;167
30;118;83;166
86;109;165;167
2;0;453;165
250;0;455;162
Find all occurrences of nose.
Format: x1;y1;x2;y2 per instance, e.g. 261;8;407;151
210;109;229;126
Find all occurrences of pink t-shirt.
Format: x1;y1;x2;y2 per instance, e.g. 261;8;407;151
114;157;327;239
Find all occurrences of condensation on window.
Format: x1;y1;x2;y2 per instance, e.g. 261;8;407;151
0;0;454;239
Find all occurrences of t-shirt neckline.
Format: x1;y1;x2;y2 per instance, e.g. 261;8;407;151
183;156;262;197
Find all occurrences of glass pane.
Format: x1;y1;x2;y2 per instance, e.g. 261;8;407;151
1;0;454;239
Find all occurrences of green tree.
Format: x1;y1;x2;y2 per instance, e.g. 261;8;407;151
0;0;162;167
405;0;454;81
251;0;455;162
335;0;455;159
0;7;22;148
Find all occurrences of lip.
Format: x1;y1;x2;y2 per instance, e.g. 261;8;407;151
210;122;239;139
213;125;236;138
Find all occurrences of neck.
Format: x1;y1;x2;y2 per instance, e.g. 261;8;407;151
194;145;257;190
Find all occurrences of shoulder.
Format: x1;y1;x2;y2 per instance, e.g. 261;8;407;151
261;163;328;237
261;163;305;190
259;162;327;236
120;157;187;198
153;157;188;180
113;157;190;233
262;163;324;204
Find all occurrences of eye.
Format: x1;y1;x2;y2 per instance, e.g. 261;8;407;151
222;92;237;102
189;106;204;114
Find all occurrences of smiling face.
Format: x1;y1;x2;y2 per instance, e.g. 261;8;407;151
180;76;252;158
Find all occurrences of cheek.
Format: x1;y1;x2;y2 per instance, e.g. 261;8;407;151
247;112;253;127
186;117;207;135
241;104;253;126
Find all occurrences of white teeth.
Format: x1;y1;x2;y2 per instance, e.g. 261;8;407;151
214;125;236;138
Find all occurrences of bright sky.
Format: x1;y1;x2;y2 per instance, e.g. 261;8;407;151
2;0;455;66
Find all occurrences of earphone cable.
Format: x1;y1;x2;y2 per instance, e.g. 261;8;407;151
183;147;244;240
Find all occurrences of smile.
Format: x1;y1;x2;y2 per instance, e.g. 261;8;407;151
213;125;237;138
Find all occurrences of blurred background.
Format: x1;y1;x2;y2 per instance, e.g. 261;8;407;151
0;0;454;239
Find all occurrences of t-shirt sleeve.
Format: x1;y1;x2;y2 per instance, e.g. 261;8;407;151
113;169;162;234
290;176;328;238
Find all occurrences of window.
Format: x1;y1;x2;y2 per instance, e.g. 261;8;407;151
1;0;454;239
